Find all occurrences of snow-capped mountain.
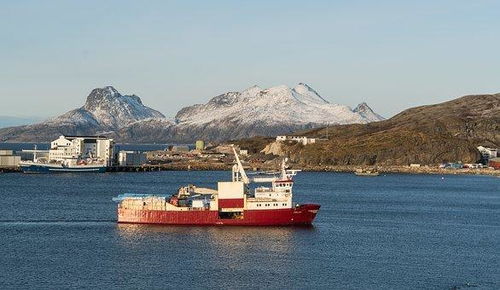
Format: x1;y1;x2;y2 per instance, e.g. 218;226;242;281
0;84;384;142
0;86;170;142
47;86;165;129
160;83;384;142
176;83;382;127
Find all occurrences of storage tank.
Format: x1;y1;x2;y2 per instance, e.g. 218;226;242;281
195;140;205;151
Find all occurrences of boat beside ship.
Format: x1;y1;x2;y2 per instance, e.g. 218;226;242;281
113;147;320;226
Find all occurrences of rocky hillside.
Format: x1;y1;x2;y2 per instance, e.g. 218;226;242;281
0;84;383;143
255;93;500;166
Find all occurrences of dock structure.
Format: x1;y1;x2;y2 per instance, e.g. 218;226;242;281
107;165;164;172
1;162;229;173
0;167;21;173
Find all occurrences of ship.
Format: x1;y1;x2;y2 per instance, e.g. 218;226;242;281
19;160;107;173
18;147;106;173
113;148;320;226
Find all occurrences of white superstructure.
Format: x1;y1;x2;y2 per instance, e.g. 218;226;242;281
231;146;300;210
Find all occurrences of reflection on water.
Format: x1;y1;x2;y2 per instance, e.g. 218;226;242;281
117;223;315;244
116;223;318;283
116;223;316;253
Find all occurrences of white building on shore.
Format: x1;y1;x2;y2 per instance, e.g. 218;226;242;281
276;136;316;145
477;146;498;163
49;135;115;165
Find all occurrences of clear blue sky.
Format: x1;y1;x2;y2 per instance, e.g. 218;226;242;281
1;0;499;119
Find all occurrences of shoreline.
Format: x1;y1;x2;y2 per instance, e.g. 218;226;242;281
299;165;500;177
2;163;499;176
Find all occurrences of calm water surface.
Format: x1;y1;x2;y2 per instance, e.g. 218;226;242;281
0;171;499;289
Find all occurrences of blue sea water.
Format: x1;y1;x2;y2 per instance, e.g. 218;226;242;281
0;171;499;289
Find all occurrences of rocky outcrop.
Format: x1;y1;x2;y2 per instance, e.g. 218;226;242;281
261;141;285;156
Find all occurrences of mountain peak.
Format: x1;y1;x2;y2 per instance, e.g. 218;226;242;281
354;102;369;111
295;82;316;92
353;102;384;121
104;86;119;95
84;86;121;110
292;83;329;104
243;85;262;92
79;86;164;129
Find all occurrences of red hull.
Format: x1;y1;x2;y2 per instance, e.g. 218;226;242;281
117;204;320;226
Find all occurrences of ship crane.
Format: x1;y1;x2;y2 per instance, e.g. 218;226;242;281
231;145;301;185
231;146;250;184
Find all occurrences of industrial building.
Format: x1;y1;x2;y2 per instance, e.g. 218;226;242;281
117;151;147;166
49;135;115;165
0;150;21;168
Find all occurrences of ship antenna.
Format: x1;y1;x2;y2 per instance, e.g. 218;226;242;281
232;145;249;184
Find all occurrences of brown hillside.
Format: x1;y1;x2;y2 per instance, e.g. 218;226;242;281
275;94;500;166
